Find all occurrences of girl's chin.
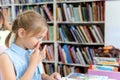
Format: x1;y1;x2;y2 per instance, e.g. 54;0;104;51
31;47;35;50
28;47;34;50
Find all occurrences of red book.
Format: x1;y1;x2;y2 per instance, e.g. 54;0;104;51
43;5;54;21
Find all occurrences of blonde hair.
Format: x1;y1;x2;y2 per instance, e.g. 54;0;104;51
5;10;48;47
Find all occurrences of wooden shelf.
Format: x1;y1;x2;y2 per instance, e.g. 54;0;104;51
14;2;54;6
58;62;89;67
57;0;103;4
0;4;12;7
57;21;105;25
57;41;104;46
42;60;55;63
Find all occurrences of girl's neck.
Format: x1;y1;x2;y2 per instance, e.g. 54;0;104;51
15;40;27;50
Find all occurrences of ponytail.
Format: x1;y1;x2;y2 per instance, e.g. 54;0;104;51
5;32;12;47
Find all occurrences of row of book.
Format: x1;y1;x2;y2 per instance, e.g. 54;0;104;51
58;24;104;43
91;65;119;72
14;0;53;4
43;63;87;77
93;57;120;73
43;57;120;77
94;57;120;67
0;0;12;5
57;64;87;77
43;44;54;61
15;4;54;21
58;44;99;65
43;63;55;75
43;44;118;64
44;25;54;41
56;1;104;22
0;0;53;5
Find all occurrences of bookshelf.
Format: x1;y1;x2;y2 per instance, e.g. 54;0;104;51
56;0;105;76
0;0;105;76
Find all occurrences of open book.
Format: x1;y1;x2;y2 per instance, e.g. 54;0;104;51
64;72;108;80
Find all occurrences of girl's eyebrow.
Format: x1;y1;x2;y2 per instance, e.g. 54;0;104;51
37;35;44;39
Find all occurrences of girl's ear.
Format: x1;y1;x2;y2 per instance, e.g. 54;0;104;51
17;28;26;38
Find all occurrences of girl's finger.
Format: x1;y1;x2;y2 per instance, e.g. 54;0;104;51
36;41;41;50
41;45;47;59
43;45;47;51
33;42;41;53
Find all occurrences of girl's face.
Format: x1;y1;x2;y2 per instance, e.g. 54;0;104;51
22;29;47;50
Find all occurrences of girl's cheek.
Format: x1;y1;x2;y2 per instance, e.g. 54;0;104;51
33;41;38;48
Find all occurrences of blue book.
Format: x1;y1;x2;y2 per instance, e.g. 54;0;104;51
59;28;65;41
63;45;72;63
73;7;80;21
71;47;80;64
59;27;68;42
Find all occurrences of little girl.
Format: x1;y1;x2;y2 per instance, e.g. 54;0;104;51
0;10;61;80
0;8;11;54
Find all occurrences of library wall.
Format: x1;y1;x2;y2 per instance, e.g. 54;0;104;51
0;0;105;75
105;0;120;48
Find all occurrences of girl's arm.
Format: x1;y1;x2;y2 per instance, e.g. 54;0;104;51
20;62;38;80
0;53;16;80
0;53;38;80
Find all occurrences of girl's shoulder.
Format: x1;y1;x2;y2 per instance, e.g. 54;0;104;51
0;52;10;62
0;45;7;54
0;51;14;67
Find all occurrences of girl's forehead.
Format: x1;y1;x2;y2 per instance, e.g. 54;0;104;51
27;28;47;37
37;29;47;36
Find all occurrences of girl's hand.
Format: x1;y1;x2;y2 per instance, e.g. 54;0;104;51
3;9;8;20
30;42;46;66
50;72;61;80
2;8;11;31
2;9;8;23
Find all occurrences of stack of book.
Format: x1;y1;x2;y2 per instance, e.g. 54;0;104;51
95;45;120;58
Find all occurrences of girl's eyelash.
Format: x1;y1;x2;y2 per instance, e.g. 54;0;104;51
36;36;44;39
37;36;42;38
